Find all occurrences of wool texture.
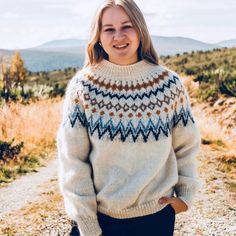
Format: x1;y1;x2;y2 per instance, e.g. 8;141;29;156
56;59;202;236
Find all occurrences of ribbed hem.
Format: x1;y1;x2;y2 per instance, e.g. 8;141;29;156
76;216;102;236
98;188;174;219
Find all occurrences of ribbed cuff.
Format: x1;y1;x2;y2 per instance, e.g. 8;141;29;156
178;195;193;211
175;179;202;211
175;187;195;211
77;217;102;236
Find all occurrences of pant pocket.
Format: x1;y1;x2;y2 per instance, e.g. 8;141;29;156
69;220;80;236
97;212;124;235
168;204;176;215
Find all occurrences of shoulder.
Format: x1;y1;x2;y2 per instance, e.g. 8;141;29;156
142;61;180;81
66;67;92;93
157;64;186;89
154;64;190;107
70;68;87;85
63;69;88;103
155;63;180;80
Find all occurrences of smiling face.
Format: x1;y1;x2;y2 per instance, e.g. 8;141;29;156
99;5;140;65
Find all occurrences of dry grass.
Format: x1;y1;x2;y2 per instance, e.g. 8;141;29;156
0;98;63;155
0;98;63;183
182;76;235;148
182;76;236;186
181;75;199;97
193;102;235;149
216;151;236;192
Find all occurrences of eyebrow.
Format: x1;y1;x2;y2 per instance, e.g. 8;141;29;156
102;20;132;28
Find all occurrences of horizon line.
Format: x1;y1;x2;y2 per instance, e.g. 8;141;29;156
1;35;235;51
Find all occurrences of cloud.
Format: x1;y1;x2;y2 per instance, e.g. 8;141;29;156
143;12;158;17
45;4;71;9
2;12;20;19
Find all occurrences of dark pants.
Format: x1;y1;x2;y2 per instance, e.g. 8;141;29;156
70;204;175;236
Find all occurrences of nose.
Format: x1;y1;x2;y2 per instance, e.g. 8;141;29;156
114;30;125;41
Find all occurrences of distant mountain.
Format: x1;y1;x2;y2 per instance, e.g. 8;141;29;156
217;39;236;48
20;50;84;72
33;38;87;54
37;38;87;49
151;36;221;56
0;36;226;72
34;36;221;56
0;48;84;72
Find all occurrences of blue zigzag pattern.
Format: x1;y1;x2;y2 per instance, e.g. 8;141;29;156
67;106;87;128
82;75;181;101
87;115;171;142
68;104;195;142
172;106;195;127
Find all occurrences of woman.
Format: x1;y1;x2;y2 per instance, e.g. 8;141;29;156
56;0;202;235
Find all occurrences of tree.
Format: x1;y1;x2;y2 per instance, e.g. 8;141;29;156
9;51;27;96
1;62;12;103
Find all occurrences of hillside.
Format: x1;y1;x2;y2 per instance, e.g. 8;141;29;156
160;47;236;101
161;47;236;75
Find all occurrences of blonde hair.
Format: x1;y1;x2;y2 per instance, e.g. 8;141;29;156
84;0;159;67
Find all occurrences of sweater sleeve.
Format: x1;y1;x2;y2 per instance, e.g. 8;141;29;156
56;74;102;236
171;75;202;211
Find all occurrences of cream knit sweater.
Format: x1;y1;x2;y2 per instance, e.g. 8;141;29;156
56;59;202;236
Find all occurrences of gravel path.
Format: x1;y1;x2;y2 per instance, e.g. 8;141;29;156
0;158;58;219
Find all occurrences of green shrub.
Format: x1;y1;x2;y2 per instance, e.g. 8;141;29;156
1;166;12;179
185;67;196;75
0;139;24;163
194;72;213;83
197;82;219;101
220;77;236;97
49;83;65;98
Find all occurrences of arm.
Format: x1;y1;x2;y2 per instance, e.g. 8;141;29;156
56;75;102;236
172;76;202;211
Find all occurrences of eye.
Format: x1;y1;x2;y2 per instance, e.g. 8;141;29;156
104;28;115;32
123;25;132;29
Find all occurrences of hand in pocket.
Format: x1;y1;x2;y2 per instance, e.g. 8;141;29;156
158;196;188;214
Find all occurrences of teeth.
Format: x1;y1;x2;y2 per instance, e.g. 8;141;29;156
114;44;128;48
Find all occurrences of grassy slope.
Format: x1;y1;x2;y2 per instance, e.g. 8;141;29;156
160;47;236;75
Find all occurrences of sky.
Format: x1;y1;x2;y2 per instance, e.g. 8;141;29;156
0;0;235;50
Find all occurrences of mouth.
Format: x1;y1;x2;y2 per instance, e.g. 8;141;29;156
113;43;129;49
